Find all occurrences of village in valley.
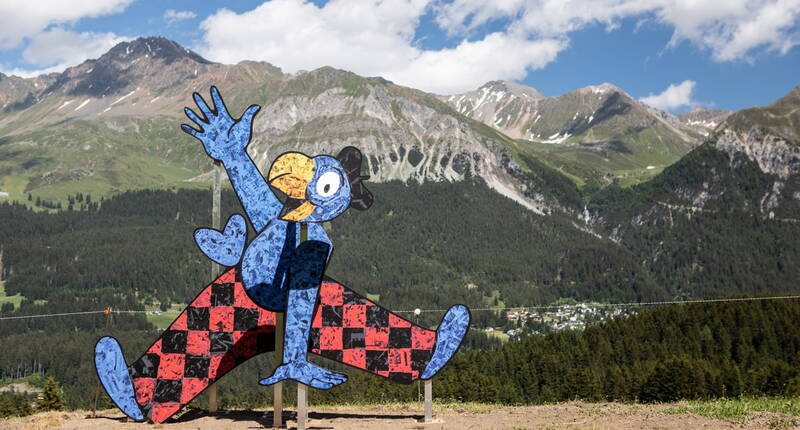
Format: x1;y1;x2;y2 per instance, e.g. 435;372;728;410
489;304;631;340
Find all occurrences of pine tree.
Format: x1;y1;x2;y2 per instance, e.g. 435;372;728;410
36;377;66;412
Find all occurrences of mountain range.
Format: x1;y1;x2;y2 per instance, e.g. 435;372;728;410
0;36;798;301
0;36;730;213
441;80;720;185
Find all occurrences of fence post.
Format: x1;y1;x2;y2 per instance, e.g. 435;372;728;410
273;312;284;427
424;379;432;423
296;223;309;430
93;307;112;417
208;160;222;413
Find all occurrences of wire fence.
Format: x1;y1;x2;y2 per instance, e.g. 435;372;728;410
2;294;800;320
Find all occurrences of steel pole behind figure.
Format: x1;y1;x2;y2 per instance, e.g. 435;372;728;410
424;379;432;423
296;223;309;430
208;161;222;413
93;307;112;417
273;312;284;427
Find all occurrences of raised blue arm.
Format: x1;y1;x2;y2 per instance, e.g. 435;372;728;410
181;86;281;232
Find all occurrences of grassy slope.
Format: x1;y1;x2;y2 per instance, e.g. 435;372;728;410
0;116;208;203
665;397;800;423
0;282;22;310
514;128;688;188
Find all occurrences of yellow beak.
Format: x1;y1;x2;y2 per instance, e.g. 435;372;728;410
268;152;317;221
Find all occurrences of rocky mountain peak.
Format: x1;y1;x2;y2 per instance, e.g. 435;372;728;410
579;82;625;97
101;37;212;66
479;80;548;101
677;107;732;134
56;37;213;98
724;86;800;145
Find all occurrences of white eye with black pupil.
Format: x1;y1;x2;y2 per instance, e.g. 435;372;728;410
316;171;341;197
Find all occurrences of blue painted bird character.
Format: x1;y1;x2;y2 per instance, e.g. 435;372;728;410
181;86;373;389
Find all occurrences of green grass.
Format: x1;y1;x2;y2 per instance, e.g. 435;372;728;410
0;281;23;310
144;304;185;330
486;330;510;342
513;127;691;188
0;116;207;204
0;374;45;391
665;397;800;422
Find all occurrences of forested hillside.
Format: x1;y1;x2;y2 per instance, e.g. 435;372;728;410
0;181;662;326
2;175;800;410
435;297;800;404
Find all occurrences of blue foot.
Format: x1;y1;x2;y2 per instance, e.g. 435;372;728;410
420;305;471;380
94;337;144;421
259;361;347;390
194;214;247;267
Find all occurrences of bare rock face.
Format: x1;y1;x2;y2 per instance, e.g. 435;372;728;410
244;80;553;214
715;86;800;180
715;128;800;179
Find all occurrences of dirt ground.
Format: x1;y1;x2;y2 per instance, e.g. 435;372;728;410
2;402;798;430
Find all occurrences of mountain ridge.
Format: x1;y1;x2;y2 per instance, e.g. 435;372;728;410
0;37;573;215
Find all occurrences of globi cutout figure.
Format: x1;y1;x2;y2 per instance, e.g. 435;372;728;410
94;87;471;423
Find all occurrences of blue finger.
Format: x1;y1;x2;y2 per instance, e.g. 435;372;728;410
184;107;206;125
193;92;213;117
181;124;200;137
210;86;230;117
239;105;261;128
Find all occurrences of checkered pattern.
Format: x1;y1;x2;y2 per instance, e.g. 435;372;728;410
128;269;277;423
126;269;439;423
310;279;437;384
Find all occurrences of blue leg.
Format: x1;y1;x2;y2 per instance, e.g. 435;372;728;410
420;305;471;380
259;240;348;390
94;337;144;421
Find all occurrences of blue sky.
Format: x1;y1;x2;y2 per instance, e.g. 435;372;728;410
0;0;798;113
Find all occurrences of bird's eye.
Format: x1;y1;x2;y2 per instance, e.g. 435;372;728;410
316;171;341;198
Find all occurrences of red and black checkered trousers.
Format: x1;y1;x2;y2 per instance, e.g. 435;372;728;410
128;268;438;423
310;280;436;384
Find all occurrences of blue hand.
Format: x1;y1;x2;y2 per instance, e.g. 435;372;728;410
181;86;280;231
259;361;347;390
181;86;260;162
194;214;247;267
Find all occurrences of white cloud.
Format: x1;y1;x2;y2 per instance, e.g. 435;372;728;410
0;0;133;50
640;80;698;111
436;0;800;62
388;34;565;95
1;27;130;77
164;10;197;23
0;64;67;78
197;0;566;94
23;27;130;67
196;0;799;96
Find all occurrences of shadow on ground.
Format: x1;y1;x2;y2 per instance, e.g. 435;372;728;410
167;408;423;429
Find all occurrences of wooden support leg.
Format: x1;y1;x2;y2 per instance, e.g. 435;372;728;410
424;379;432;423
209;161;221;414
273;312;284;428
208;383;217;412
297;383;308;430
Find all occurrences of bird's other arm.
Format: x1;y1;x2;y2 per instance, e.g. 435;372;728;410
181;86;281;232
